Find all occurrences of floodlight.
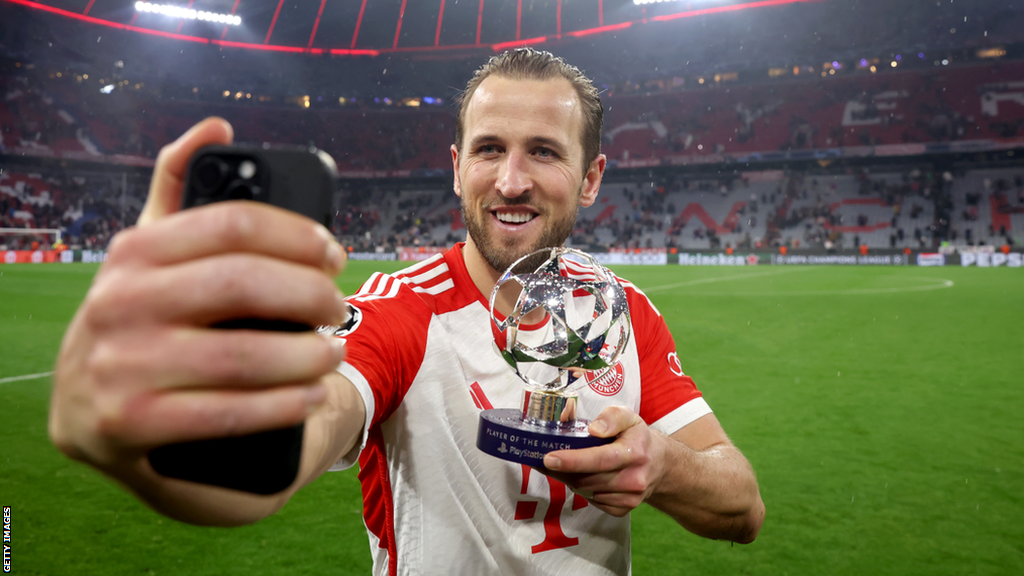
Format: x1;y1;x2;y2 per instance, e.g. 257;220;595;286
135;2;241;26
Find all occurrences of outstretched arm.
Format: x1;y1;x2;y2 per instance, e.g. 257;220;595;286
542;408;764;543
49;118;365;526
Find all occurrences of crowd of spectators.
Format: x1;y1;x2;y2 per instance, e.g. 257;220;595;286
3;4;1024;254
0;75;82;155
3;162;1022;254
600;60;1024;165
0;169;145;251
5;54;1023;177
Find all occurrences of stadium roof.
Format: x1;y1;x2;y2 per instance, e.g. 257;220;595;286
4;0;823;56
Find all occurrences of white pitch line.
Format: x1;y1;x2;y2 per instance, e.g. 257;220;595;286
0;371;54;385
661;277;955;296
643;267;815;293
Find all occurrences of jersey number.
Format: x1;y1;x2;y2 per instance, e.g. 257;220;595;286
470;383;588;554
515;464;590;554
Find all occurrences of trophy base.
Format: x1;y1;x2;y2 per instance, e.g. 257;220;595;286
477;408;613;468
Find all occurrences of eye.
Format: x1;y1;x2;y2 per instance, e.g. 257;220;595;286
534;147;557;158
477;144;501;156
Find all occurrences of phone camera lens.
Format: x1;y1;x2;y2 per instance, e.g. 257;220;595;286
194;157;229;194
227;182;255;201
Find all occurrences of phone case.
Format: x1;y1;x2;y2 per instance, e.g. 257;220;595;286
147;145;337;495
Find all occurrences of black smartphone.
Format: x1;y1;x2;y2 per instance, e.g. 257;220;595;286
146;144;338;495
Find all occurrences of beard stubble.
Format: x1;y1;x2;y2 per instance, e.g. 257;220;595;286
461;192;580;275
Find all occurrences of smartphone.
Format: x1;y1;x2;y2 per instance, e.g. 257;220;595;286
146;144;338;495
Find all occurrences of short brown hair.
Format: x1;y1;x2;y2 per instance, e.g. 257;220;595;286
455;48;603;174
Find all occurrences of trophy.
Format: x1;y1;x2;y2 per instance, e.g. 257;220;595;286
476;248;632;468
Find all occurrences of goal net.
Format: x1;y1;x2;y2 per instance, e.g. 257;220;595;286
0;227;64;250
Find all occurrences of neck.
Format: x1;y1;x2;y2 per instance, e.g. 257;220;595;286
462;237;517;315
462;239;550;324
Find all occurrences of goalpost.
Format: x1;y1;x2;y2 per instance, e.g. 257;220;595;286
0;227;64;246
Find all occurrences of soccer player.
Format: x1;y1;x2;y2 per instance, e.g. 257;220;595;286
49;49;764;575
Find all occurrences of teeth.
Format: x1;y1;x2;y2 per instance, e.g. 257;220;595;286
496;212;535;224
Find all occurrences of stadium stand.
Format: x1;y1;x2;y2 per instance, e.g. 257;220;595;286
2;0;1023;254
5;59;1024;173
947;168;1024;247
600;61;1024;163
0;168;145;250
319;166;1024;252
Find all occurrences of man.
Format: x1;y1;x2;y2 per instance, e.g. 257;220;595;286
49;49;763;575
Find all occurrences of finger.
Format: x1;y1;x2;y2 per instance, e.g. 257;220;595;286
543;441;636;474
585;496;638;518
87;254;349;329
89;327;347;391
103;383;327;447
536;467;642;516
110;201;345;277
138;117;234;226
589;503;632;518
556;476;639;517
543;468;636;498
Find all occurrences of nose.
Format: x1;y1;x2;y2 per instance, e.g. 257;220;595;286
495;149;532;199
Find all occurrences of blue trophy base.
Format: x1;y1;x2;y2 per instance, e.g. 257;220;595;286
477;408;613;469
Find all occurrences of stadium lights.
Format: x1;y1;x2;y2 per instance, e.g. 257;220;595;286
134;2;242;26
633;0;684;4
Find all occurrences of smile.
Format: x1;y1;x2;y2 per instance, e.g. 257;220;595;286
493;210;537;225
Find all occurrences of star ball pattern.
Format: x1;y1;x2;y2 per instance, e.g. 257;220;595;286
490;248;632;393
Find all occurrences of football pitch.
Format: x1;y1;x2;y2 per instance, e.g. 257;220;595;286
1;261;1022;575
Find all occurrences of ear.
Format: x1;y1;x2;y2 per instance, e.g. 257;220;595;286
451;144;462;197
579;153;606;208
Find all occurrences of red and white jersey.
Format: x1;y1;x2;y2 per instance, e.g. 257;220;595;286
330;244;711;576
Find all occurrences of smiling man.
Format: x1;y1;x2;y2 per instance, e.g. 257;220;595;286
50;49;763;576
453;64;604;282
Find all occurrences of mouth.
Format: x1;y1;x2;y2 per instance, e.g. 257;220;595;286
491;207;539;227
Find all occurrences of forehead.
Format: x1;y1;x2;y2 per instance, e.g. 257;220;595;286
463;75;583;149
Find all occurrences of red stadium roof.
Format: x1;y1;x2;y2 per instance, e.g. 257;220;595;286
3;0;823;56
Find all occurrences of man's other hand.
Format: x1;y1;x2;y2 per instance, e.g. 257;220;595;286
541;405;667;517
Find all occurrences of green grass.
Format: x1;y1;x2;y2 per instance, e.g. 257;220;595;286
2;262;1022;575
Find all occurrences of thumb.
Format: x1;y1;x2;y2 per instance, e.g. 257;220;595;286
138;117;234;226
589;405;642;438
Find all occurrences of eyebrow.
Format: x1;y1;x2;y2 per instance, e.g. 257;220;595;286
529;136;569;153
468;134;501;149
468;134;569;154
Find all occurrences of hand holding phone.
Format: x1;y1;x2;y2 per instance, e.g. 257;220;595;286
51;119;349;525
147;144;339;495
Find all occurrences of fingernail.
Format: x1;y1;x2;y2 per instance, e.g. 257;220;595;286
326;240;345;274
335;294;351;324
330;336;347;361
316;224;345;273
305;384;328;414
590;420;608;436
544;455;562;470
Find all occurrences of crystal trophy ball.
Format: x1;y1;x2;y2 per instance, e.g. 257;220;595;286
476;248;632;468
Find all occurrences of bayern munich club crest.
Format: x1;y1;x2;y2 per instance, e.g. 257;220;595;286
584;362;625;396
